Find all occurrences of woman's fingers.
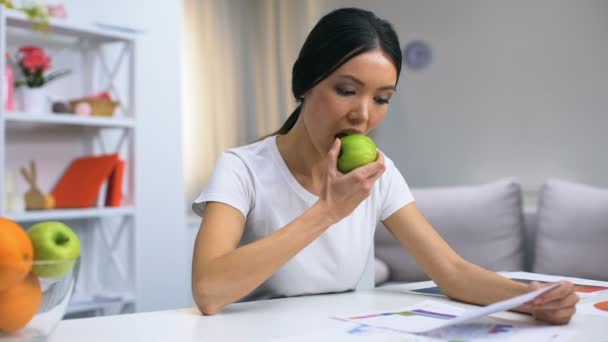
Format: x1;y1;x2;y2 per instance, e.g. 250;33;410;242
374;150;385;174
327;138;341;177
521;281;542;308
533;281;575;305
346;150;386;180
525;280;579;325
533;306;576;325
534;293;580;311
367;151;386;183
531;281;579;310
323;145;385;219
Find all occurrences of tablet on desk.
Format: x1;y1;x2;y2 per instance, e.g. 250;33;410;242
409;277;608;299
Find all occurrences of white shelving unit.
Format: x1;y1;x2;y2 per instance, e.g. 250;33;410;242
0;7;138;318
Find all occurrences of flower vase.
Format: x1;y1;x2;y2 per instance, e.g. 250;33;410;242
17;86;48;114
3;65;15;111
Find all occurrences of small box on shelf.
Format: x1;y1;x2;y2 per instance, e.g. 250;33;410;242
68;98;119;117
69;91;119;117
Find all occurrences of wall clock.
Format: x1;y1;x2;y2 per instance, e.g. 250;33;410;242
403;40;432;70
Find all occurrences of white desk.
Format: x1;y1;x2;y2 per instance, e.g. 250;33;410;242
48;272;608;341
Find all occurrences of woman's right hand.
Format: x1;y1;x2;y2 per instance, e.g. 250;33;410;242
318;138;386;223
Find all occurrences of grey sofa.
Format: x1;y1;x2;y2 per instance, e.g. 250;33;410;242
373;178;608;285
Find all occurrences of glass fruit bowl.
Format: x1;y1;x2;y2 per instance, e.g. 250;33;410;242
0;258;80;342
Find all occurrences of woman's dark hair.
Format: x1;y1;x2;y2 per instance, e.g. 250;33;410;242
273;8;402;136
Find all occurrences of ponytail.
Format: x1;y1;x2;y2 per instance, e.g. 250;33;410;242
258;103;302;141
275;104;302;135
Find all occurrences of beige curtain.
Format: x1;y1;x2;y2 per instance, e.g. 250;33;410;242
182;0;320;205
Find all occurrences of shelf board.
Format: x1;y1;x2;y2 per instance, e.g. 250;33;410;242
6;207;135;222
4;10;135;43
3;112;135;128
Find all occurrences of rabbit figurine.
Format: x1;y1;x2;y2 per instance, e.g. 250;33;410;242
20;161;55;210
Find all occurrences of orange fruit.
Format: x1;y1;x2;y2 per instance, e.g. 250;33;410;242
0;217;34;292
0;272;42;333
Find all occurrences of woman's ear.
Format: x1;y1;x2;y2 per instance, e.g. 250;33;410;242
301;88;313;101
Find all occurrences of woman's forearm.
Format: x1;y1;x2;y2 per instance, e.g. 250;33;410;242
437;260;531;313
193;202;335;315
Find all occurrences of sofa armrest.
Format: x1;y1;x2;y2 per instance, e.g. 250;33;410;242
374;257;391;286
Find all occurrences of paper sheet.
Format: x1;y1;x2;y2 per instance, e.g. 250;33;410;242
423;322;574;342
436;283;560;330
578;300;608;318
336;283;560;334
275;319;575;342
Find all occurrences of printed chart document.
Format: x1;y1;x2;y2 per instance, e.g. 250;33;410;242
578;299;608;318
335;283;560;334
431;283;559;330
271;322;574;342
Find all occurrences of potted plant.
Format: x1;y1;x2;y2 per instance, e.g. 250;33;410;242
10;45;70;113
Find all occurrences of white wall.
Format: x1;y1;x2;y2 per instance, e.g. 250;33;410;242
65;0;191;311
313;0;608;206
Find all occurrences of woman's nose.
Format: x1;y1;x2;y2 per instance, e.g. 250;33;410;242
347;98;370;124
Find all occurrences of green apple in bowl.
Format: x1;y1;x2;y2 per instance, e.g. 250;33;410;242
27;221;81;278
337;134;378;173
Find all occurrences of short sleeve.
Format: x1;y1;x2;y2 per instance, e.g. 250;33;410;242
191;152;254;218
379;156;415;221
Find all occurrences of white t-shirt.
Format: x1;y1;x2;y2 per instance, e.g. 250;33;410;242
192;135;414;301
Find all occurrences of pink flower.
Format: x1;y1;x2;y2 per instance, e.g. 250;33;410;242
21;49;51;73
18;45;44;56
14;45;69;87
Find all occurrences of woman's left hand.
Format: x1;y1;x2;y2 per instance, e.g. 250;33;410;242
522;280;580;325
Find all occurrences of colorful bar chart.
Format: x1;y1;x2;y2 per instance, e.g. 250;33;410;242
489;324;514;334
350;308;456;320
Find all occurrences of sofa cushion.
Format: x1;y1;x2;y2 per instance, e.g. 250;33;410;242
375;178;525;282
533;179;608;281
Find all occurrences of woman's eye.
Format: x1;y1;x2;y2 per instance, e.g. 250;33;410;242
374;97;390;105
336;87;355;96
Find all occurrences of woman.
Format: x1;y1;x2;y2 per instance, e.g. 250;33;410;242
191;8;578;323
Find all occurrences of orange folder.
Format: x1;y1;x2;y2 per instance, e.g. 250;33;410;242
52;154;120;208
105;159;125;207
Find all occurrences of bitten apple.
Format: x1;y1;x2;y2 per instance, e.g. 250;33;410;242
337;134;378;173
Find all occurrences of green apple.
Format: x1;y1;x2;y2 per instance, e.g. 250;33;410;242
337;134;378;173
27;221;81;278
